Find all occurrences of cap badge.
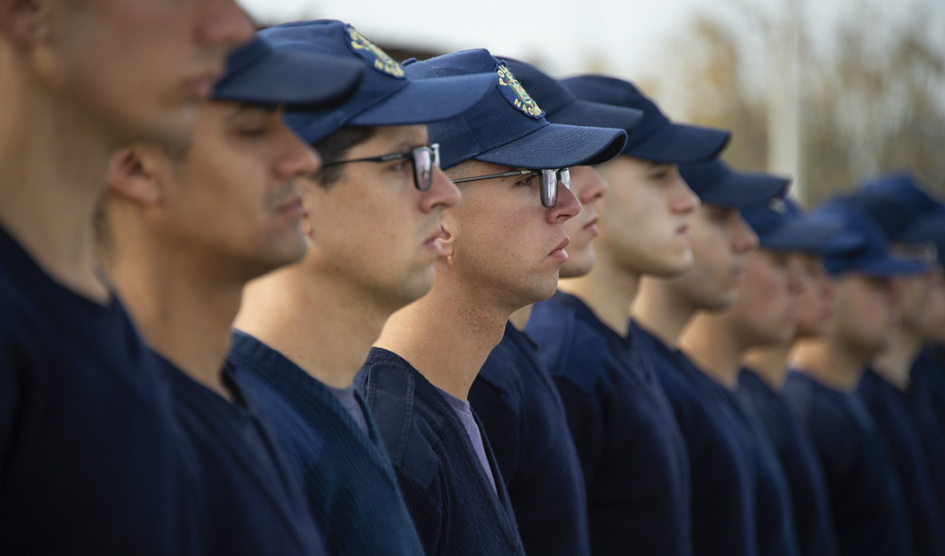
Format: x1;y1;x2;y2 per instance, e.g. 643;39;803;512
345;25;404;78
496;63;544;119
769;197;788;213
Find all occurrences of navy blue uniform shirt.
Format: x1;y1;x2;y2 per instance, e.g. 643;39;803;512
357;347;527;556
858;368;945;556
738;369;839;556
0;225;195;555
525;292;692;556
782;371;915;556
468;321;591;556
908;346;945;517
717;378;800;556
228;331;426;556
633;320;757;556
160;354;328;556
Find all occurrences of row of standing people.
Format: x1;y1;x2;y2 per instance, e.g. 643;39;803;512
3;8;945;556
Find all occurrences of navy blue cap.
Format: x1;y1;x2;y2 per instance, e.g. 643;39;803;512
842;171;945;244
679;158;789;208
260;20;497;145
815;199;930;277
212;36;362;109
402;49;627;170
741;197;845;252
501;59;644;136
562;75;730;164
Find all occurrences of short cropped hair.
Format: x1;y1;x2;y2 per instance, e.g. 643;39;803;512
311;126;377;188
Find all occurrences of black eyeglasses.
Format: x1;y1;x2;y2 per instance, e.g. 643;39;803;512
452;168;570;208
321;144;440;191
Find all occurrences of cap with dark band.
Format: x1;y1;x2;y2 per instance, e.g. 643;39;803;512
261;20;498;145
212;36;362;109
402;49;627;171
562;75;730;164
680;158;789;209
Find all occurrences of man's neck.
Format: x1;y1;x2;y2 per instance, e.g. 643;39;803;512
509;305;532;331
558;255;640;337
678;312;744;390
0;67;115;302
107;248;244;400
872;329;924;391
632;276;695;348
375;274;512;401
234;263;391;389
743;342;793;390
790;337;870;392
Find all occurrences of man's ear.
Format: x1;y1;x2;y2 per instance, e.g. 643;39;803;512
437;212;458;259
106;146;163;206
0;0;49;46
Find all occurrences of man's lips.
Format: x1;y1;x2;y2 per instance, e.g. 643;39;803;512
550;236;571;262
423;227;447;253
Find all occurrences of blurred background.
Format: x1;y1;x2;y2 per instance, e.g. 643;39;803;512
237;0;945;206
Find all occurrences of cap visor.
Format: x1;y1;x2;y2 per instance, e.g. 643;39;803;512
550;100;644;135
895;215;945;244
829;253;930;277
699;172;790;209
820;230;868;257
473;122;627;169
348;72;497;126
214;49;363;110
760;219;845;252
627;123;730;164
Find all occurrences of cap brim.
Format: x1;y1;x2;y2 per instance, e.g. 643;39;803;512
214;49;363;110
549;99;644;135
760;219;845;252
820;229;867;257
827;252;930;277
348;72;497;126
627;123;730;164
699;172;790;209
472;122;627;169
894;215;945;244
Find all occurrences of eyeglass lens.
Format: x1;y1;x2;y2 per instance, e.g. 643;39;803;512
539;168;570;208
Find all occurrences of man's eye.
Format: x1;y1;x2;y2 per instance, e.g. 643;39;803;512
517;174;537;187
237;126;267;138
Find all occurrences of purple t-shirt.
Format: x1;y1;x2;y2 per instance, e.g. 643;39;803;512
436;386;498;495
326;383;369;437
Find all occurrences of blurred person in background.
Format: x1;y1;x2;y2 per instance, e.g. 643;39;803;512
783;199;927;556
684;197;847;556
630;156;787;556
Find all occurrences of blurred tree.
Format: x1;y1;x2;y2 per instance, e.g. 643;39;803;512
644;7;945;206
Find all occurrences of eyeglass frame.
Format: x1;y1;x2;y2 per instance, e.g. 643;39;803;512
452;167;570;208
319;143;440;191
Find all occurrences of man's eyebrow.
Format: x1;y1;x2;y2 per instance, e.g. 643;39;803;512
225;103;279;121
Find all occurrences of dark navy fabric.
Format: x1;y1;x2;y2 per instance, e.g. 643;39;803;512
0;225;196;555
738;369;840;556
356;347;527;556
858;369;945;556
633;320;757;556
782;371;915;556
524;292;691;556
159;354;328;556
227;332;425;556
908;346;945;517
468;321;591;556
717;379;800;556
